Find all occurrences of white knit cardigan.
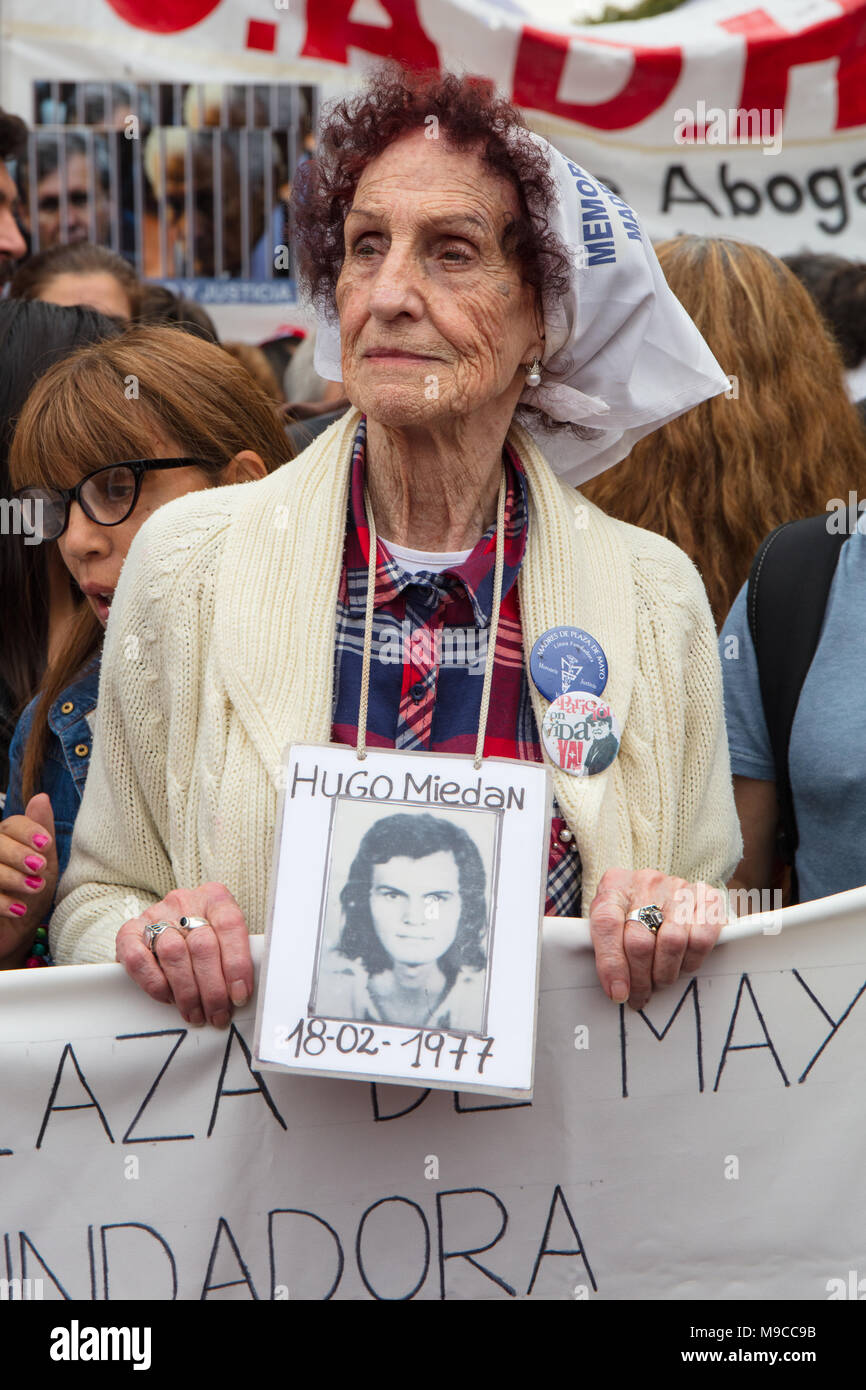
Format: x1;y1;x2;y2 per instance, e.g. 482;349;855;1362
51;410;742;964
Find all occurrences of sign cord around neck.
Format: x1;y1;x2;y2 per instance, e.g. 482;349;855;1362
356;469;507;771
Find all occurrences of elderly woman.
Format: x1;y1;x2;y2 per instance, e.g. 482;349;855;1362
51;70;740;1029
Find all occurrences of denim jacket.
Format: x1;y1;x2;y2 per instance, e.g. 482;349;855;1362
4;656;100;893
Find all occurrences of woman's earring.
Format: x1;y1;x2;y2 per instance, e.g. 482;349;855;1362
525;357;542;388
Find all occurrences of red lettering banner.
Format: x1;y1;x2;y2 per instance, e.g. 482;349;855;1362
2;0;864;255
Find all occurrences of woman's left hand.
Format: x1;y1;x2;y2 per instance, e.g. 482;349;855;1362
588;868;726;1009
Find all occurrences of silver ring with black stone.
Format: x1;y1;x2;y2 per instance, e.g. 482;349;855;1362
625;904;664;935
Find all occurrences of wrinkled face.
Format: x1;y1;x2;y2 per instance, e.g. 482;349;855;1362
336;129;542;429
369;850;462;968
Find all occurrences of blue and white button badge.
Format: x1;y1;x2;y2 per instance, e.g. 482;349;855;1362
530;626;608;702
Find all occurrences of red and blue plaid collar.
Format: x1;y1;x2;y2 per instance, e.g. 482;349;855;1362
342;417;528;627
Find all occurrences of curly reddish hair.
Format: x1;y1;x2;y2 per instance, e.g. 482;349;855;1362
292;67;570;318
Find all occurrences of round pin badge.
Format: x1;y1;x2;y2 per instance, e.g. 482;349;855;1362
530;626;608;701
541;691;621;777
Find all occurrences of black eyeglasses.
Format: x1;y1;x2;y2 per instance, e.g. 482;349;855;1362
13;458;214;542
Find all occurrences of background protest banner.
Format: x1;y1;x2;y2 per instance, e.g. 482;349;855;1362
2;888;866;1301
1;0;864;256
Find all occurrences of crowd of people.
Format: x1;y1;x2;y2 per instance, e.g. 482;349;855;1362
0;67;865;1038
11;81;316;278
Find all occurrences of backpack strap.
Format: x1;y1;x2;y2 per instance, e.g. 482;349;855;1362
746;515;847;901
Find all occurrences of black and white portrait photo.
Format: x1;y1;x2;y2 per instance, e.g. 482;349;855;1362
311;801;498;1034
257;745;549;1094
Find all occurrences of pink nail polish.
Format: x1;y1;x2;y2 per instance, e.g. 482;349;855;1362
8;903;26;916
25;877;44;890
32;834;50;849
24;855;44;872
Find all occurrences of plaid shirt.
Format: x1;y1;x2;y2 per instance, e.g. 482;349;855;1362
331;419;582;917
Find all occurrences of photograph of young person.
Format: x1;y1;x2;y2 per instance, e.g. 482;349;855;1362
314;809;491;1033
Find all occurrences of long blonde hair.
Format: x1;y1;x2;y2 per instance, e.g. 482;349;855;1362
581;236;866;628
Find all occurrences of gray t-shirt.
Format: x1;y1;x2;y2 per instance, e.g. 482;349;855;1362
719;525;866;904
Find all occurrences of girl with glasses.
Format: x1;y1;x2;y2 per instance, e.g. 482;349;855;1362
0;325;293;968
0;299;123;796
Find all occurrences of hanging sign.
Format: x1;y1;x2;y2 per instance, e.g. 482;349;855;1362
255;745;552;1098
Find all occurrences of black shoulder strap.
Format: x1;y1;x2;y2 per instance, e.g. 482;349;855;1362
746;515;847;897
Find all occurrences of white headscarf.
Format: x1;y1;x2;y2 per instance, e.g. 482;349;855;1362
313;132;729;486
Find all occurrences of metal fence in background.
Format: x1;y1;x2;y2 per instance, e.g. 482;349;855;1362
16;81;320;282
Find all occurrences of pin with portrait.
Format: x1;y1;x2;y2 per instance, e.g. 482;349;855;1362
541;691;621;777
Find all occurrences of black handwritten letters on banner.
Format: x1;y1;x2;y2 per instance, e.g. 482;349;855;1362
3;913;866;1300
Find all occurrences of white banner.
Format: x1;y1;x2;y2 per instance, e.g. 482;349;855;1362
1;0;865;255
3;890;866;1301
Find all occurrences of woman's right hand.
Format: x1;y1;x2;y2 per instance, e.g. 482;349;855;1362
0;793;58;968
117;882;254;1028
